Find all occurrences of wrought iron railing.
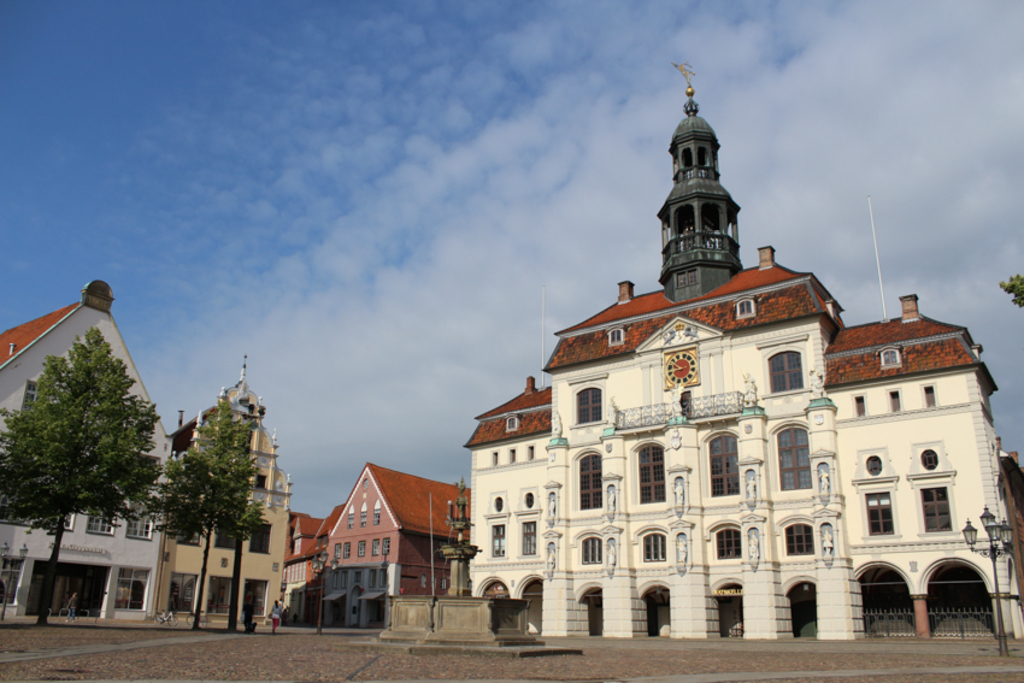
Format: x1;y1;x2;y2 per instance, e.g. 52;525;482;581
863;608;916;637
928;608;995;639
616;392;743;429
662;233;739;259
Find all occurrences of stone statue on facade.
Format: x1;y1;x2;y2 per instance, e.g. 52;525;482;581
551;411;563;438
745;475;756;502
748;529;760;562
674;477;685;507
822;525;834;557
819;466;830;496
548;491;557;519
743;372;758;407
547;542;557;571
809;366;824;399
607;484;616;514
676;533;688;565
607;396;618;428
607;539;617;570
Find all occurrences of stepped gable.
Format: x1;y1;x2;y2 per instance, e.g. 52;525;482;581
547;265;827;371
825;317;978;386
368;463;468;537
0;303;79;370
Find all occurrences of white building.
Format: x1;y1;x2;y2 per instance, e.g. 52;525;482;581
466;89;1013;640
0;281;171;620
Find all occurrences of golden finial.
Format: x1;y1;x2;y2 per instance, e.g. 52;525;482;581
672;61;696;96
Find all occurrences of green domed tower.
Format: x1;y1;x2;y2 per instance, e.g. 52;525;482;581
659;74;742;302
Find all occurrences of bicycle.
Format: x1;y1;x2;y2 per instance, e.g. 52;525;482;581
154;610;179;627
186;612;209;627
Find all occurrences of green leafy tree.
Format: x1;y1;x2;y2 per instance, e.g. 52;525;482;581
156;400;265;630
0;327;160;625
1000;275;1024;308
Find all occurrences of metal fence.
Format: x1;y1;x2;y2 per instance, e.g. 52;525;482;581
928;608;995;639
863;608;916;637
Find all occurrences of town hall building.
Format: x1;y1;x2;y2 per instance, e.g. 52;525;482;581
466;80;1012;640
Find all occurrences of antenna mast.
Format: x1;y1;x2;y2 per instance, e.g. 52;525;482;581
867;196;888;321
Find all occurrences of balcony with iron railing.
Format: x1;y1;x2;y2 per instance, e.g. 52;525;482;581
662;232;740;260
615;391;744;430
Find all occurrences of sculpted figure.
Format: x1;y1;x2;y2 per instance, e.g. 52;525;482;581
607;539;617;569
822;525;834;557
819;467;830;495
745;475;756;502
608;397;619;428
547;543;556;571
674;477;685;507
548;492;557;519
676;534;688;565
551;411;563;438
809;367;824;399
743;372;758;407
607;485;617;513
748;529;760;561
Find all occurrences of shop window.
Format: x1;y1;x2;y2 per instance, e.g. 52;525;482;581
243;579;267;616
115;569;149;610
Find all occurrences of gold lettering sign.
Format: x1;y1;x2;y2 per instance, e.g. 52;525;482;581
713;588;743;596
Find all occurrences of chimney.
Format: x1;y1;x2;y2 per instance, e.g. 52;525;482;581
618;281;634;304
996;436;1003;453
525;376;536;395
8;343;14;356
758;246;776;270
899;294;920;323
178;410;185;428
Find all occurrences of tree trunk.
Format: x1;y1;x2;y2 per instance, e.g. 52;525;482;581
227;537;243;631
192;533;212;630
36;522;65;626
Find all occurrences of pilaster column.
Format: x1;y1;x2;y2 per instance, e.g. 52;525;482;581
911;594;930;638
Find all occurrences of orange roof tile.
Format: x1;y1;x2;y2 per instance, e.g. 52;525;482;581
296;516;322;536
826;337;976;385
316;504;345;540
0;303;79;370
476;386;552;419
466;407;552;448
368;463;469;537
827;317;964;354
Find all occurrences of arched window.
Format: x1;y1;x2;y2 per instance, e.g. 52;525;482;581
676;205;695;235
580;454;603;510
373;500;381;525
360;502;367;527
769;352;804;393
778;428;811;490
716;528;741;559
881;349;900;367
347;508;354;529
709;435;739;497
683;148;693;167
639;445;665;503
643;533;667;562
577;388;602;424
698;147;707;166
582;537;602;564
785;524;814;555
506;416;519;431
701;204;720;233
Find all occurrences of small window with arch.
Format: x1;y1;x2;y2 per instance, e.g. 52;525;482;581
769;352;804;393
736;299;755;319
608;328;624;346
880;348;901;368
577;388;602;424
506;415;519;431
866;456;883;476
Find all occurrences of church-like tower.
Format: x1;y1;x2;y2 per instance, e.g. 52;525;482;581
659;78;742;301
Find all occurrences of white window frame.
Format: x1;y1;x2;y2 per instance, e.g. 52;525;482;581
125;516;152;540
506;416;520;431
736;298;755;319
87;515;114;535
880;347;901;368
608;328;624;346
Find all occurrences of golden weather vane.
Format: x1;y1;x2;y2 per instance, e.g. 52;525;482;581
672;61;696;90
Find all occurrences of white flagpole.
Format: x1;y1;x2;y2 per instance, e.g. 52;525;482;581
867;195;888;321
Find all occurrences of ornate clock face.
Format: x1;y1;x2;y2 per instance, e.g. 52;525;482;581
664;348;700;388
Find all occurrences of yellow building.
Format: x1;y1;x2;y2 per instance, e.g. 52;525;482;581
155;364;293;624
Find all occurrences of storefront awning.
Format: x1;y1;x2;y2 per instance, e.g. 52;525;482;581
358;591;386;601
323;590;348;601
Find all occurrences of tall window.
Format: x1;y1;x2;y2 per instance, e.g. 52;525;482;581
769;352;803;392
22;380;37;409
347;510;354;529
372;539;380;556
373;501;381;525
334;543;342;559
523;522;537;555
382;538;390;556
207;576;232;614
582;537;602;564
716;528;741;559
785;524;814;555
924;386;936;408
343;542;351;559
580;454;603;510
577;388;602;424
358;540;366;557
854;395;866;417
643;533;666;562
115;569;149;610
778;428;811;490
492;525;506;557
639;445;666;503
866;493;894;535
922;488;951;532
710;435;739;497
169;573;196;612
249;524;271;554
360;503;367;527
214;529;235;548
889;391;902;413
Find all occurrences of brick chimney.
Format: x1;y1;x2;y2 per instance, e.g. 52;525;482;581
758;246;775;270
618;281;634;304
899;294;920;323
525;376;536;395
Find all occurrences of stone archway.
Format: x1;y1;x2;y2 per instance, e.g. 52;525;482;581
519;579;544;635
858;564;913;637
483;580;509;599
786;582;817;638
714;583;743;638
581;587;603;636
926;563;994;638
642;585;671;637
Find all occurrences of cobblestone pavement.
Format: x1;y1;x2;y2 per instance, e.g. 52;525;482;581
1;619;1023;683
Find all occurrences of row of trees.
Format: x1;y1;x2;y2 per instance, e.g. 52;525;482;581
0;328;265;628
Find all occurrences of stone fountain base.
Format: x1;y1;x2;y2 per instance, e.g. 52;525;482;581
378;595;540;646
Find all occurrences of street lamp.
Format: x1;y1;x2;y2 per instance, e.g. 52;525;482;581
312;550;329;636
1;543;28;621
962;507;1013;656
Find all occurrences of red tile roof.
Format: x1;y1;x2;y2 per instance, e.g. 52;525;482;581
296;516;322;537
0;303;79;370
466;407;552;448
826;337;976;385
316;504;345;541
476;386;552;419
827;317;964;354
368;463;469;537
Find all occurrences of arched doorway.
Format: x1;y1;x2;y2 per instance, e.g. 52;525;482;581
787;582;817;638
582;588;603;636
714;583;743;637
927;563;994;638
643;586;670;636
483;581;509;599
521;579;544;635
859;565;913;636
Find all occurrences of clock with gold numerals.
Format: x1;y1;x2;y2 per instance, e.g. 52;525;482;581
664;347;700;389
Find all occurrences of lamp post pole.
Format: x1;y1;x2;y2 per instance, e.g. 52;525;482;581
0;543;28;622
962;507;1013;657
312;551;327;636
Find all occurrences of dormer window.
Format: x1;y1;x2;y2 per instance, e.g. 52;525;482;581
880;348;901;368
608;328;624;346
506;416;519;431
736;299;755;319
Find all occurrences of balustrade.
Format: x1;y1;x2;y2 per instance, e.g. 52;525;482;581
615;391;743;429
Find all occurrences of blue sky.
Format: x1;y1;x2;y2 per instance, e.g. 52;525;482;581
2;1;1022;517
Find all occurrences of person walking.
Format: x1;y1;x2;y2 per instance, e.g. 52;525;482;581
271;600;283;635
241;595;255;634
67;592;78;623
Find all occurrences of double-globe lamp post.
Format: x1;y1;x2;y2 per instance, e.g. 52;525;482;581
962;506;1013;657
0;542;29;621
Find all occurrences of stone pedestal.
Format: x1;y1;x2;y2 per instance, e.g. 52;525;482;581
379;596;539;646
